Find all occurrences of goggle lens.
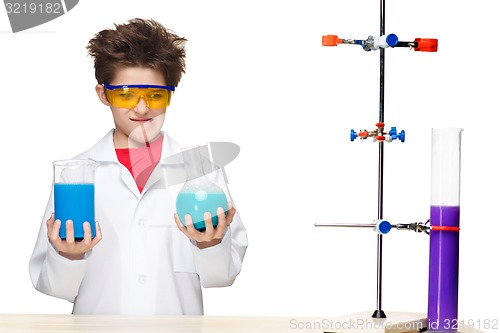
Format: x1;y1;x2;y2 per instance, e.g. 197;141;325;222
103;84;175;109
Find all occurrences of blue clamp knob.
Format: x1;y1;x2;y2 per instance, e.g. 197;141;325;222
398;130;405;142
350;129;358;141
375;220;392;235
386;33;399;47
389;127;405;142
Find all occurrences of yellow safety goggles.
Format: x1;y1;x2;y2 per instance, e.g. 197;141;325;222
103;84;175;109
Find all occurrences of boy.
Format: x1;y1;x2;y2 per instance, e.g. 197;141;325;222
29;18;247;315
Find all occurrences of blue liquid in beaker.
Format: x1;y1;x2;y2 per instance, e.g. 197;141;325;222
54;183;95;239
176;191;228;231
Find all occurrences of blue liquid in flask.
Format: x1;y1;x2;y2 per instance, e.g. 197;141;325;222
176;190;228;231
54;183;95;239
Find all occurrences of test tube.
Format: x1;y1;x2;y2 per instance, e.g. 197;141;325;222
427;128;463;332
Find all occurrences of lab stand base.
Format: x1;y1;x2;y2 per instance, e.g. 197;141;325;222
322;311;484;333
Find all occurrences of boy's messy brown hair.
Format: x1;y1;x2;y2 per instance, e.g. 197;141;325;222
87;18;187;86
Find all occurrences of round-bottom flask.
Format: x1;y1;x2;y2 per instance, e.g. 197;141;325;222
175;146;228;231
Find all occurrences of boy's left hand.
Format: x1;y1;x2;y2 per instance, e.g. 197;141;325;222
174;202;236;249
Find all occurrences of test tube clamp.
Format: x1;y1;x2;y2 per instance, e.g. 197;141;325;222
350;122;405;143
322;33;438;52
315;219;462;235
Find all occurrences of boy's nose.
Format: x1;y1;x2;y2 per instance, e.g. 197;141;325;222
134;98;149;114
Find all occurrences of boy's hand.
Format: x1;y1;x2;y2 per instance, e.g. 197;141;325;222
46;213;102;260
174;202;236;249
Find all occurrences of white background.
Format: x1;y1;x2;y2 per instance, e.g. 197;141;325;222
1;0;499;331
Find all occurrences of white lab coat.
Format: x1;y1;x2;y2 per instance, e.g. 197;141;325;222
29;130;248;315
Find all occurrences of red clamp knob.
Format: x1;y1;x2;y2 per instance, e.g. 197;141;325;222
414;38;438;52
376;135;386;142
375;122;385;128
322;35;342;47
358;131;369;138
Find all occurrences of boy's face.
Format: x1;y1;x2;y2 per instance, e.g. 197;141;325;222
95;67;168;148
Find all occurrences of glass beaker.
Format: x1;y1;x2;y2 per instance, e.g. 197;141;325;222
53;159;98;240
175;146;228;231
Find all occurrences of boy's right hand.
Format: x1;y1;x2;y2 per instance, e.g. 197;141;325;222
46;213;102;260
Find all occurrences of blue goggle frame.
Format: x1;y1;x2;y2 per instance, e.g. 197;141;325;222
102;83;176;91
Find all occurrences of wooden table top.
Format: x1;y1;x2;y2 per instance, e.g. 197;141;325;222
0;312;485;333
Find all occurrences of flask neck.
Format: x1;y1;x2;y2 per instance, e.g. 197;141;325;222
182;147;206;181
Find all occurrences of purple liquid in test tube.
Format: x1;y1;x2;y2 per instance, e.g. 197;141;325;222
428;205;460;331
427;128;462;332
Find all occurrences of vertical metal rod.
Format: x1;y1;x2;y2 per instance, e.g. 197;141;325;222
379;0;385;123
373;143;386;319
372;0;387;319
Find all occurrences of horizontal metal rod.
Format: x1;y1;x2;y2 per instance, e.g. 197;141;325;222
314;223;376;228
314;222;431;234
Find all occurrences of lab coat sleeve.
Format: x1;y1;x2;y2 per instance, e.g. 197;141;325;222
29;189;89;303
190;212;247;288
189;166;248;288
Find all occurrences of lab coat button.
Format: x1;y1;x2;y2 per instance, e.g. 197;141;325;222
138;275;147;284
138;219;146;227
